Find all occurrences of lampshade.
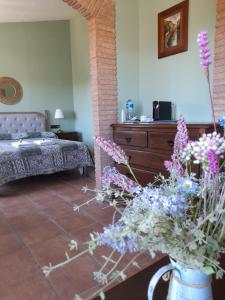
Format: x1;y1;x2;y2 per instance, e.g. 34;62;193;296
55;109;64;119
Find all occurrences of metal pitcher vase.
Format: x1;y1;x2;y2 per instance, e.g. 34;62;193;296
148;258;213;300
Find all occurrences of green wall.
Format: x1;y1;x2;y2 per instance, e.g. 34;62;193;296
0;21;74;130
139;0;216;121
70;16;93;150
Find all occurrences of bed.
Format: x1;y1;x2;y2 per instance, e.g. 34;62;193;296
0;112;93;185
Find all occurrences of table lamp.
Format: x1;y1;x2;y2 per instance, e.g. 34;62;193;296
54;109;64;132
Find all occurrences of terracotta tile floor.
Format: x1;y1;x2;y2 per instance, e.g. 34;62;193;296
0;171;154;300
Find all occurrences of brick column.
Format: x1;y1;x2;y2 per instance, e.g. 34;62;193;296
213;0;225;119
64;0;117;187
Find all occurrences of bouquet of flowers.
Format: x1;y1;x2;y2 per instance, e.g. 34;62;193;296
42;32;225;300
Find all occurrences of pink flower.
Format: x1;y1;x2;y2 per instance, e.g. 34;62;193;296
174;116;189;156
207;150;219;174
94;136;129;165
164;116;188;179
197;32;211;72
101;166;140;193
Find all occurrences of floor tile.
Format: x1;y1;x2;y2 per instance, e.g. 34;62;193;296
8;211;49;232
0;232;23;257
50;254;101;299
30;235;71;266
0;212;14;236
80;202;115;226
18;221;64;245
48;270;79;300
32;194;73;219
0;195;29;209
71;222;104;244
0;246;39;292
54;213;96;237
1;273;59;300
1;200;38;218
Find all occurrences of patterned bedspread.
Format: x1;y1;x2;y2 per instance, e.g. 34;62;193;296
0;138;93;185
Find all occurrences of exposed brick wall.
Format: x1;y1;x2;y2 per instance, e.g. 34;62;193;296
64;0;117;187
213;0;225;119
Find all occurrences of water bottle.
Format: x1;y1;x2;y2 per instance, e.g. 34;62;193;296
126;99;134;121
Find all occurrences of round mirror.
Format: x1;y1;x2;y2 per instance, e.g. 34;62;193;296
0;77;23;105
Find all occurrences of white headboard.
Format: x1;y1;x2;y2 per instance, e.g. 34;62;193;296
0;112;48;134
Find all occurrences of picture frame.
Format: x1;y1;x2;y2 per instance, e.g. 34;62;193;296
158;0;189;59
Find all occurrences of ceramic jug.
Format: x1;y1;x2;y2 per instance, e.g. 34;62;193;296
148;258;213;300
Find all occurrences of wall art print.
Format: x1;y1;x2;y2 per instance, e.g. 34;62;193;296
158;0;189;58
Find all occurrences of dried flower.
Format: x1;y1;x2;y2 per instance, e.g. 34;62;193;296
197;32;216;131
94;136;129;165
197;31;211;73
131;186;188;218
182;132;225;172
101;166;140;193
207;150;219;174
174;116;189;156
97;222;140;254
164;116;188;178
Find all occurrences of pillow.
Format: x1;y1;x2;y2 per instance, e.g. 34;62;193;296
7;131;57;140
11;132;28;140
26;132;42;138
0;133;12;140
41;132;57;139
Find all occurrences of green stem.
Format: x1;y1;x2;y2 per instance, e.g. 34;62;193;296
127;164;139;184
44;248;89;274
220;161;225;171
83;253;144;300
206;74;217;132
219;225;225;242
99;249;116;274
203;255;225;274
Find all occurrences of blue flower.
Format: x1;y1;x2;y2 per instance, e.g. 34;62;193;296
98;222;140;254
218;116;225;128
129;187;188;218
178;178;198;194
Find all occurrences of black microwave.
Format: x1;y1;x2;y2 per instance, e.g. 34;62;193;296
153;101;172;121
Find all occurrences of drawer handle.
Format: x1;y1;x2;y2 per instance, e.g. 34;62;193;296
126;137;132;144
167;140;174;147
128;155;132;162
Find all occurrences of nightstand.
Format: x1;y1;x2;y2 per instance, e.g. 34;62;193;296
55;131;80;141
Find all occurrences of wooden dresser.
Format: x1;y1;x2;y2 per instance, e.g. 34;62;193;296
112;123;214;185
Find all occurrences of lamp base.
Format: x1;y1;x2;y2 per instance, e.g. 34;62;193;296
56;129;64;133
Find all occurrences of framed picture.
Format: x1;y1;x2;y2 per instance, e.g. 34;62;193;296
158;0;189;59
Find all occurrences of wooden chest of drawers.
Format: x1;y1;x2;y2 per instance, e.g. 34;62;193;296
112;123;214;185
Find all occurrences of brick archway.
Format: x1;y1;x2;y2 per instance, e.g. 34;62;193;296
64;0;117;186
213;0;225;119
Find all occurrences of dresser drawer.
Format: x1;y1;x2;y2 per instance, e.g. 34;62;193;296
114;130;147;148
126;149;169;172
148;130;202;152
148;132;176;152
